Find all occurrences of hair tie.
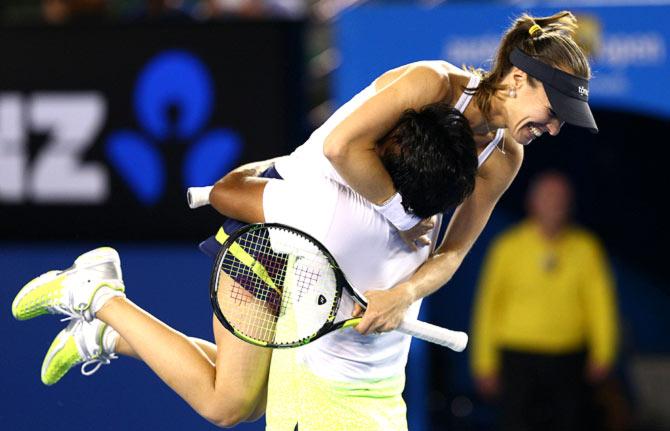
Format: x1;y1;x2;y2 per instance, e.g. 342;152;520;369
529;24;542;36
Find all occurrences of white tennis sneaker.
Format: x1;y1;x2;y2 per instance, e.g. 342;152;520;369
12;247;125;322
41;318;119;385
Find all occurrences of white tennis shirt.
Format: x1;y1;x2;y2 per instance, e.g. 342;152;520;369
263;178;442;382
264;68;500;382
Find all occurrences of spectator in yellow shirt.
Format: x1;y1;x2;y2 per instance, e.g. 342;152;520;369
471;170;619;431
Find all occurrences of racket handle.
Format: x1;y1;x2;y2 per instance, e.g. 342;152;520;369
397;319;468;352
187;186;213;209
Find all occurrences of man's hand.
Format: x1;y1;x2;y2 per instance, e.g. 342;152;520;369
475;374;500;400
586;361;611;384
352;283;415;335
398;217;437;251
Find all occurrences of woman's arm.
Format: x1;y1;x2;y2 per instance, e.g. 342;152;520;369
323;63;452;205
208;157;286;223
355;134;524;334
404;136;523;297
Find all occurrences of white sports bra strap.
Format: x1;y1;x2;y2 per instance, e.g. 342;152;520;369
478;129;505;167
453;75;481;113
452;75;501;167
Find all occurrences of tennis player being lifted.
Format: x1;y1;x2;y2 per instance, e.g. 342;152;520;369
13;102;478;429
13;10;598;430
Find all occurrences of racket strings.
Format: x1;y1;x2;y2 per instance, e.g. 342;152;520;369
293;263;321;303
219;229;287;342
217;226;340;346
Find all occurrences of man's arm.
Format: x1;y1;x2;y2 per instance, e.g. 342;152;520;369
582;236;618;383
208;157;286;223
355;134;523;334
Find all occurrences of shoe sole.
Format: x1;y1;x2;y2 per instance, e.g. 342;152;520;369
41;328;76;385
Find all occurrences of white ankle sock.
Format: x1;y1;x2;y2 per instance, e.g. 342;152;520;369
101;325;119;355
90;284;125;317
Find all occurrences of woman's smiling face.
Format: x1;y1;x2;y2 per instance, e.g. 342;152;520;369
504;69;565;145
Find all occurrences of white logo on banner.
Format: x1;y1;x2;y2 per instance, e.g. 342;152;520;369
442;32;666;100
443;33;665;69
0;93;109;203
599;33;666;67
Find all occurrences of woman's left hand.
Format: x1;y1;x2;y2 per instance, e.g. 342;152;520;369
398;217;437;251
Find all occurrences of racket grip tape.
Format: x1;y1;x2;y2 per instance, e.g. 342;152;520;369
187;186;213;209
397;319;468;352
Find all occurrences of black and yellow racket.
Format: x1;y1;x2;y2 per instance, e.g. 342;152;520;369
210;223;468;352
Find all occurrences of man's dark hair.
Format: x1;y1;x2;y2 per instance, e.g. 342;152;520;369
378;102;478;218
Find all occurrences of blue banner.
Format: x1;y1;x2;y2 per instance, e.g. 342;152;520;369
335;4;670;118
0;23;303;241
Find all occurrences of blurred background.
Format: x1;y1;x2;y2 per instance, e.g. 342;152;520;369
1;1;669;430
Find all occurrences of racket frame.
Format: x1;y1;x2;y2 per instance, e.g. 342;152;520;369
210;222;366;348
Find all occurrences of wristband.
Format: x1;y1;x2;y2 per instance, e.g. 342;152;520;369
372;192;422;231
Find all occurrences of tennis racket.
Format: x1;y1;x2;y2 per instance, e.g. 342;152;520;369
210;222;468;352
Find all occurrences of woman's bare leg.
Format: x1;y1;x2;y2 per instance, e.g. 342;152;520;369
114;317;267;421
96;297;271;427
116;336;217;364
